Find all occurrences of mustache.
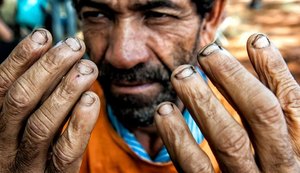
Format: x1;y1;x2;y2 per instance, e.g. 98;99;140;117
99;63;171;83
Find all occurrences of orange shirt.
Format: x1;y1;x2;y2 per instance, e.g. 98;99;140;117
80;81;239;173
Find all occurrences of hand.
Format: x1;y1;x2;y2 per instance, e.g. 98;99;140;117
0;29;100;173
155;33;300;173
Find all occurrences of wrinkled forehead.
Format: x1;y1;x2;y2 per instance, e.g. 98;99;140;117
76;0;194;12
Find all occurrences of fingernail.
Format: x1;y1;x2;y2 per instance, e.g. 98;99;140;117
253;34;270;48
157;103;174;116
31;29;47;45
175;66;196;79
65;37;81;51
80;93;95;106
77;60;94;75
198;43;221;57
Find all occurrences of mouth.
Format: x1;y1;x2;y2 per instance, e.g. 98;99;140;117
111;81;161;95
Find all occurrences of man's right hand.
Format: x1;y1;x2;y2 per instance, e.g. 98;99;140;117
0;29;100;173
155;34;300;173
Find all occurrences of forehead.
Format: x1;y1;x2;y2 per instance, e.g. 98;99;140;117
77;0;195;11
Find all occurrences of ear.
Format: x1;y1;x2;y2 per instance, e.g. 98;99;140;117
199;0;227;48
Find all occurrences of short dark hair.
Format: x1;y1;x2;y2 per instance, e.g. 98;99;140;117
72;0;215;17
192;0;215;17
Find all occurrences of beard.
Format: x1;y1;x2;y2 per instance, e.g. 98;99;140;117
99;63;178;129
97;36;200;129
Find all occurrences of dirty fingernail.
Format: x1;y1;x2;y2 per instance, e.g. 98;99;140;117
175;65;196;79
80;92;96;106
77;60;94;75
157;103;174;116
65;37;82;51
31;29;48;45
198;43;221;57
253;34;270;49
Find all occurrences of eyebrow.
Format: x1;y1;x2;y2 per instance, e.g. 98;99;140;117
77;0;179;12
77;0;114;13
132;0;180;11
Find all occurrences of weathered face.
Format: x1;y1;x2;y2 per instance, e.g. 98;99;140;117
78;0;203;128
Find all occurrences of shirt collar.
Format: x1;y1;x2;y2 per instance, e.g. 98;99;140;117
107;106;204;163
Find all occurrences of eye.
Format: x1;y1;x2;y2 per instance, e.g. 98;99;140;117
82;11;104;18
143;11;178;25
144;11;171;19
81;11;111;23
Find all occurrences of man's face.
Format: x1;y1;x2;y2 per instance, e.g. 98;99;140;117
78;0;203;128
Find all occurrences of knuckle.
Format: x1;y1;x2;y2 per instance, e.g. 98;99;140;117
180;83;215;112
216;57;243;80
10;42;33;65
216;124;250;155
6;82;31;113
276;75;299;93
253;99;283;125
192;86;214;104
38;52;63;74
247;87;284;125
165;122;190;148
279;85;300;112
25;112;52;143
56;78;77;101
193;165;213;173
4;76;38;116
266;54;287;73
52;138;77;171
193;93;218;119
0;66;16;97
181;153;213;173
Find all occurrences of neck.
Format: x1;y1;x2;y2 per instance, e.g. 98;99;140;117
131;125;163;159
129;101;184;159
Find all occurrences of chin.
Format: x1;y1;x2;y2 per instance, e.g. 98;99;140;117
107;85;177;128
98;62;177;128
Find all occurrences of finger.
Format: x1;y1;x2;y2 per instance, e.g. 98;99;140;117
12;60;98;172
0;29;52;105
40;38;86;102
0;38;85;154
155;102;214;173
47;91;100;173
198;43;299;172
247;34;300;156
170;65;258;172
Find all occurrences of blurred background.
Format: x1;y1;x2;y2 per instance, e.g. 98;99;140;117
223;0;300;83
0;0;299;82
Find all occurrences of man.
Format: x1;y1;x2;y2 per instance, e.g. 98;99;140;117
1;0;300;173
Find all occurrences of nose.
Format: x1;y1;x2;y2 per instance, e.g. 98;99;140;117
105;19;149;69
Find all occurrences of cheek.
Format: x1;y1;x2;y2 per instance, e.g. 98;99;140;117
83;27;108;64
148;24;200;70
